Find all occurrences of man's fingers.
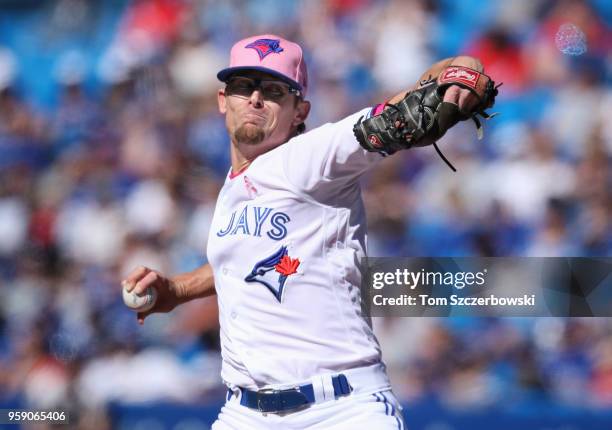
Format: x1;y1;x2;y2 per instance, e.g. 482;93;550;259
137;307;156;325
458;89;478;113
123;266;150;292
137;312;147;325
443;85;460;104
122;267;164;326
134;270;160;295
444;86;480;113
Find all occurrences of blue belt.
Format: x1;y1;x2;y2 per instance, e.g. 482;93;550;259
232;374;353;413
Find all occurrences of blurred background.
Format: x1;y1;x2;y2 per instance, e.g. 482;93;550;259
0;0;610;429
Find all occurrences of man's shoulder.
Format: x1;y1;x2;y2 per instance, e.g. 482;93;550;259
284;107;373;147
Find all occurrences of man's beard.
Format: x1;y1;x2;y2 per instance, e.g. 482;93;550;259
234;123;265;145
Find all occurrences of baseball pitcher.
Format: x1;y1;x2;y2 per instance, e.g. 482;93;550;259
122;34;498;429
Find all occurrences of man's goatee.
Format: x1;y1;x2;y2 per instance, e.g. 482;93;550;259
235;124;265;145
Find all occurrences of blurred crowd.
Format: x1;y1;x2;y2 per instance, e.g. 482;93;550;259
0;0;611;426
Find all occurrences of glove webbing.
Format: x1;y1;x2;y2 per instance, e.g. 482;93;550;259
432;78;501;171
414;86;458;172
395;87;459;171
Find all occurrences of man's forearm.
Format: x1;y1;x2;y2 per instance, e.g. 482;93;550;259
171;263;216;302
387;56;483;105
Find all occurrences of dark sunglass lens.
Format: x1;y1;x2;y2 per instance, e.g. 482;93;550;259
228;78;256;96
261;82;287;99
227;78;294;101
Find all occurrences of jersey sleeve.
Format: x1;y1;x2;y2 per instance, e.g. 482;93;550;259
280;107;384;195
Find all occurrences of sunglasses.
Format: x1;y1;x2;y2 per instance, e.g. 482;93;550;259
225;76;302;101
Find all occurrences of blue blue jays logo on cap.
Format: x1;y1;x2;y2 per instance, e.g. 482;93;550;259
245;38;284;60
245;246;300;302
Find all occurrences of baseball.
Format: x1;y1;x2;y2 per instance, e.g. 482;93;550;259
122;284;158;312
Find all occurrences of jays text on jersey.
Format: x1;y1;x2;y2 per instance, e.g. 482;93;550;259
207;108;388;390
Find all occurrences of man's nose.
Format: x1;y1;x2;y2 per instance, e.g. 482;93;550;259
249;89;264;108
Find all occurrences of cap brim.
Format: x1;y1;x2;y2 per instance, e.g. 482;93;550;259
217;66;302;92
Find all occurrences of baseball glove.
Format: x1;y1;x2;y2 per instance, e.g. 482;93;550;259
353;65;500;171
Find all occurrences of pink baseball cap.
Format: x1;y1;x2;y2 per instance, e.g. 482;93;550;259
217;34;308;96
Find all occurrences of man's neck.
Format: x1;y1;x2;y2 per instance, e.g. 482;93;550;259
229;137;288;176
230;149;252;176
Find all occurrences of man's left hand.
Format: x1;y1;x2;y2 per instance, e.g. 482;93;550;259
443;85;480;115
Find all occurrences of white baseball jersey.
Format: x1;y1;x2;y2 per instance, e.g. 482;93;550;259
206;108;385;390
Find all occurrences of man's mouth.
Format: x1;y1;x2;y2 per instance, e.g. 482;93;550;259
244;112;266;122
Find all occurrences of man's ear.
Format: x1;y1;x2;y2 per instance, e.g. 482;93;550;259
292;100;311;127
218;88;227;114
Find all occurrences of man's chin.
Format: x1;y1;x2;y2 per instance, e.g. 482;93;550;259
235;124;265;145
